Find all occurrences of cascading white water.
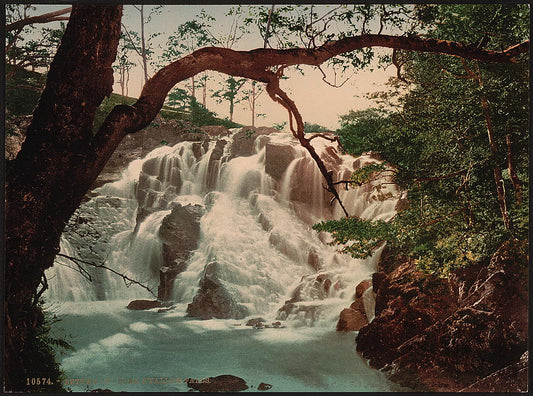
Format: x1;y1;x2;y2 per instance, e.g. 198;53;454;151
45;236;97;301
47;128;399;328
46;127;406;393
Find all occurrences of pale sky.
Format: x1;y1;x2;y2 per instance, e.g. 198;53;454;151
31;4;396;130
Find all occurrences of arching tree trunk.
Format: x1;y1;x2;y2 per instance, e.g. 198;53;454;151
4;5;122;391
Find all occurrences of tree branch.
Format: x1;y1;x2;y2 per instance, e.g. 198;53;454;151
89;33;529;210
6;7;71;31
56;253;156;298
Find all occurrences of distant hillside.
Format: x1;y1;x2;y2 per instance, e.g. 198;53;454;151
5;66;242;132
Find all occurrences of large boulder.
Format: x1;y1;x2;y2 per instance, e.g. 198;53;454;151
206;139;227;190
356;240;528;392
157;203;204;300
187;262;248;319
336;278;372;331
187;375;248;392
264;143;296;182
229;126;276;158
92;116;205;189
337;308;368;332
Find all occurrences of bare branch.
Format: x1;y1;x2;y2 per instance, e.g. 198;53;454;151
6;7;71;31
56;253;157;297
121;23;143;58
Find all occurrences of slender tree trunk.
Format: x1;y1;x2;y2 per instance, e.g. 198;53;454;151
478;76;512;232
4;5;122;391
462;60;512;232
202;71;207;107
506;134;522;204
251;81;256;126
120;66;126;97
140;5;148;83
263;5;275;48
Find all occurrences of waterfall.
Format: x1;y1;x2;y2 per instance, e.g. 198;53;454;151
47;127;398;328
45;236;97;301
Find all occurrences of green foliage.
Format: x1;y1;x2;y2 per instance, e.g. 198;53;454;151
303;122;329;133
272;121;287;130
19;305;72;392
6;5;65;74
313;217;396;259
5;65;46;116
350;163;387;185
316;4;529;275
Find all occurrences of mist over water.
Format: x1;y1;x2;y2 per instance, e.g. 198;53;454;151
45;128;402;392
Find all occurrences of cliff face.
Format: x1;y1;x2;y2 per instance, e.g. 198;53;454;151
355;240;528;392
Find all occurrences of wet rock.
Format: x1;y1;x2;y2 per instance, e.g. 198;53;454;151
191;142;203;159
127;300;165;310
187;375;248;392
206;139;227;190
355;279;372;298
264;143;296;181
336;308;368;331
187;262;248;319
201;125;231;137
307;250;321;272
337;278;373;331
272;321;282;328
246;317;266;326
92;116;204;189
230;127;276;158
356;240;528;392
258;382;273;391
320;145;342;167
158;203;205;301
258;213;273;232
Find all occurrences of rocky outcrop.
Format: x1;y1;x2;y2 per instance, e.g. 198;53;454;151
206;139;227;190
186;375;248;392
277;273;338;323
93;116;206;189
229;126;276;158
187;262;248;319
336;279;372;331
157;203;204;301
264;143;296;182
459;351;528;392
356;240;528;392
126;300;166;310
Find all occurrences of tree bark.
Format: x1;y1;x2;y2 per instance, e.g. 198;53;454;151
4;5;122;391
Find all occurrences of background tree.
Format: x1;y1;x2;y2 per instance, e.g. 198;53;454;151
241;80;265;127
318;4;529;275
212;76;247;122
114;32;137;99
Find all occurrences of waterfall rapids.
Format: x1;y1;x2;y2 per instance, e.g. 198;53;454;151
46;128;399;327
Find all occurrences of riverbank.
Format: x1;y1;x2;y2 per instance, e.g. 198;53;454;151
354;240;528;392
